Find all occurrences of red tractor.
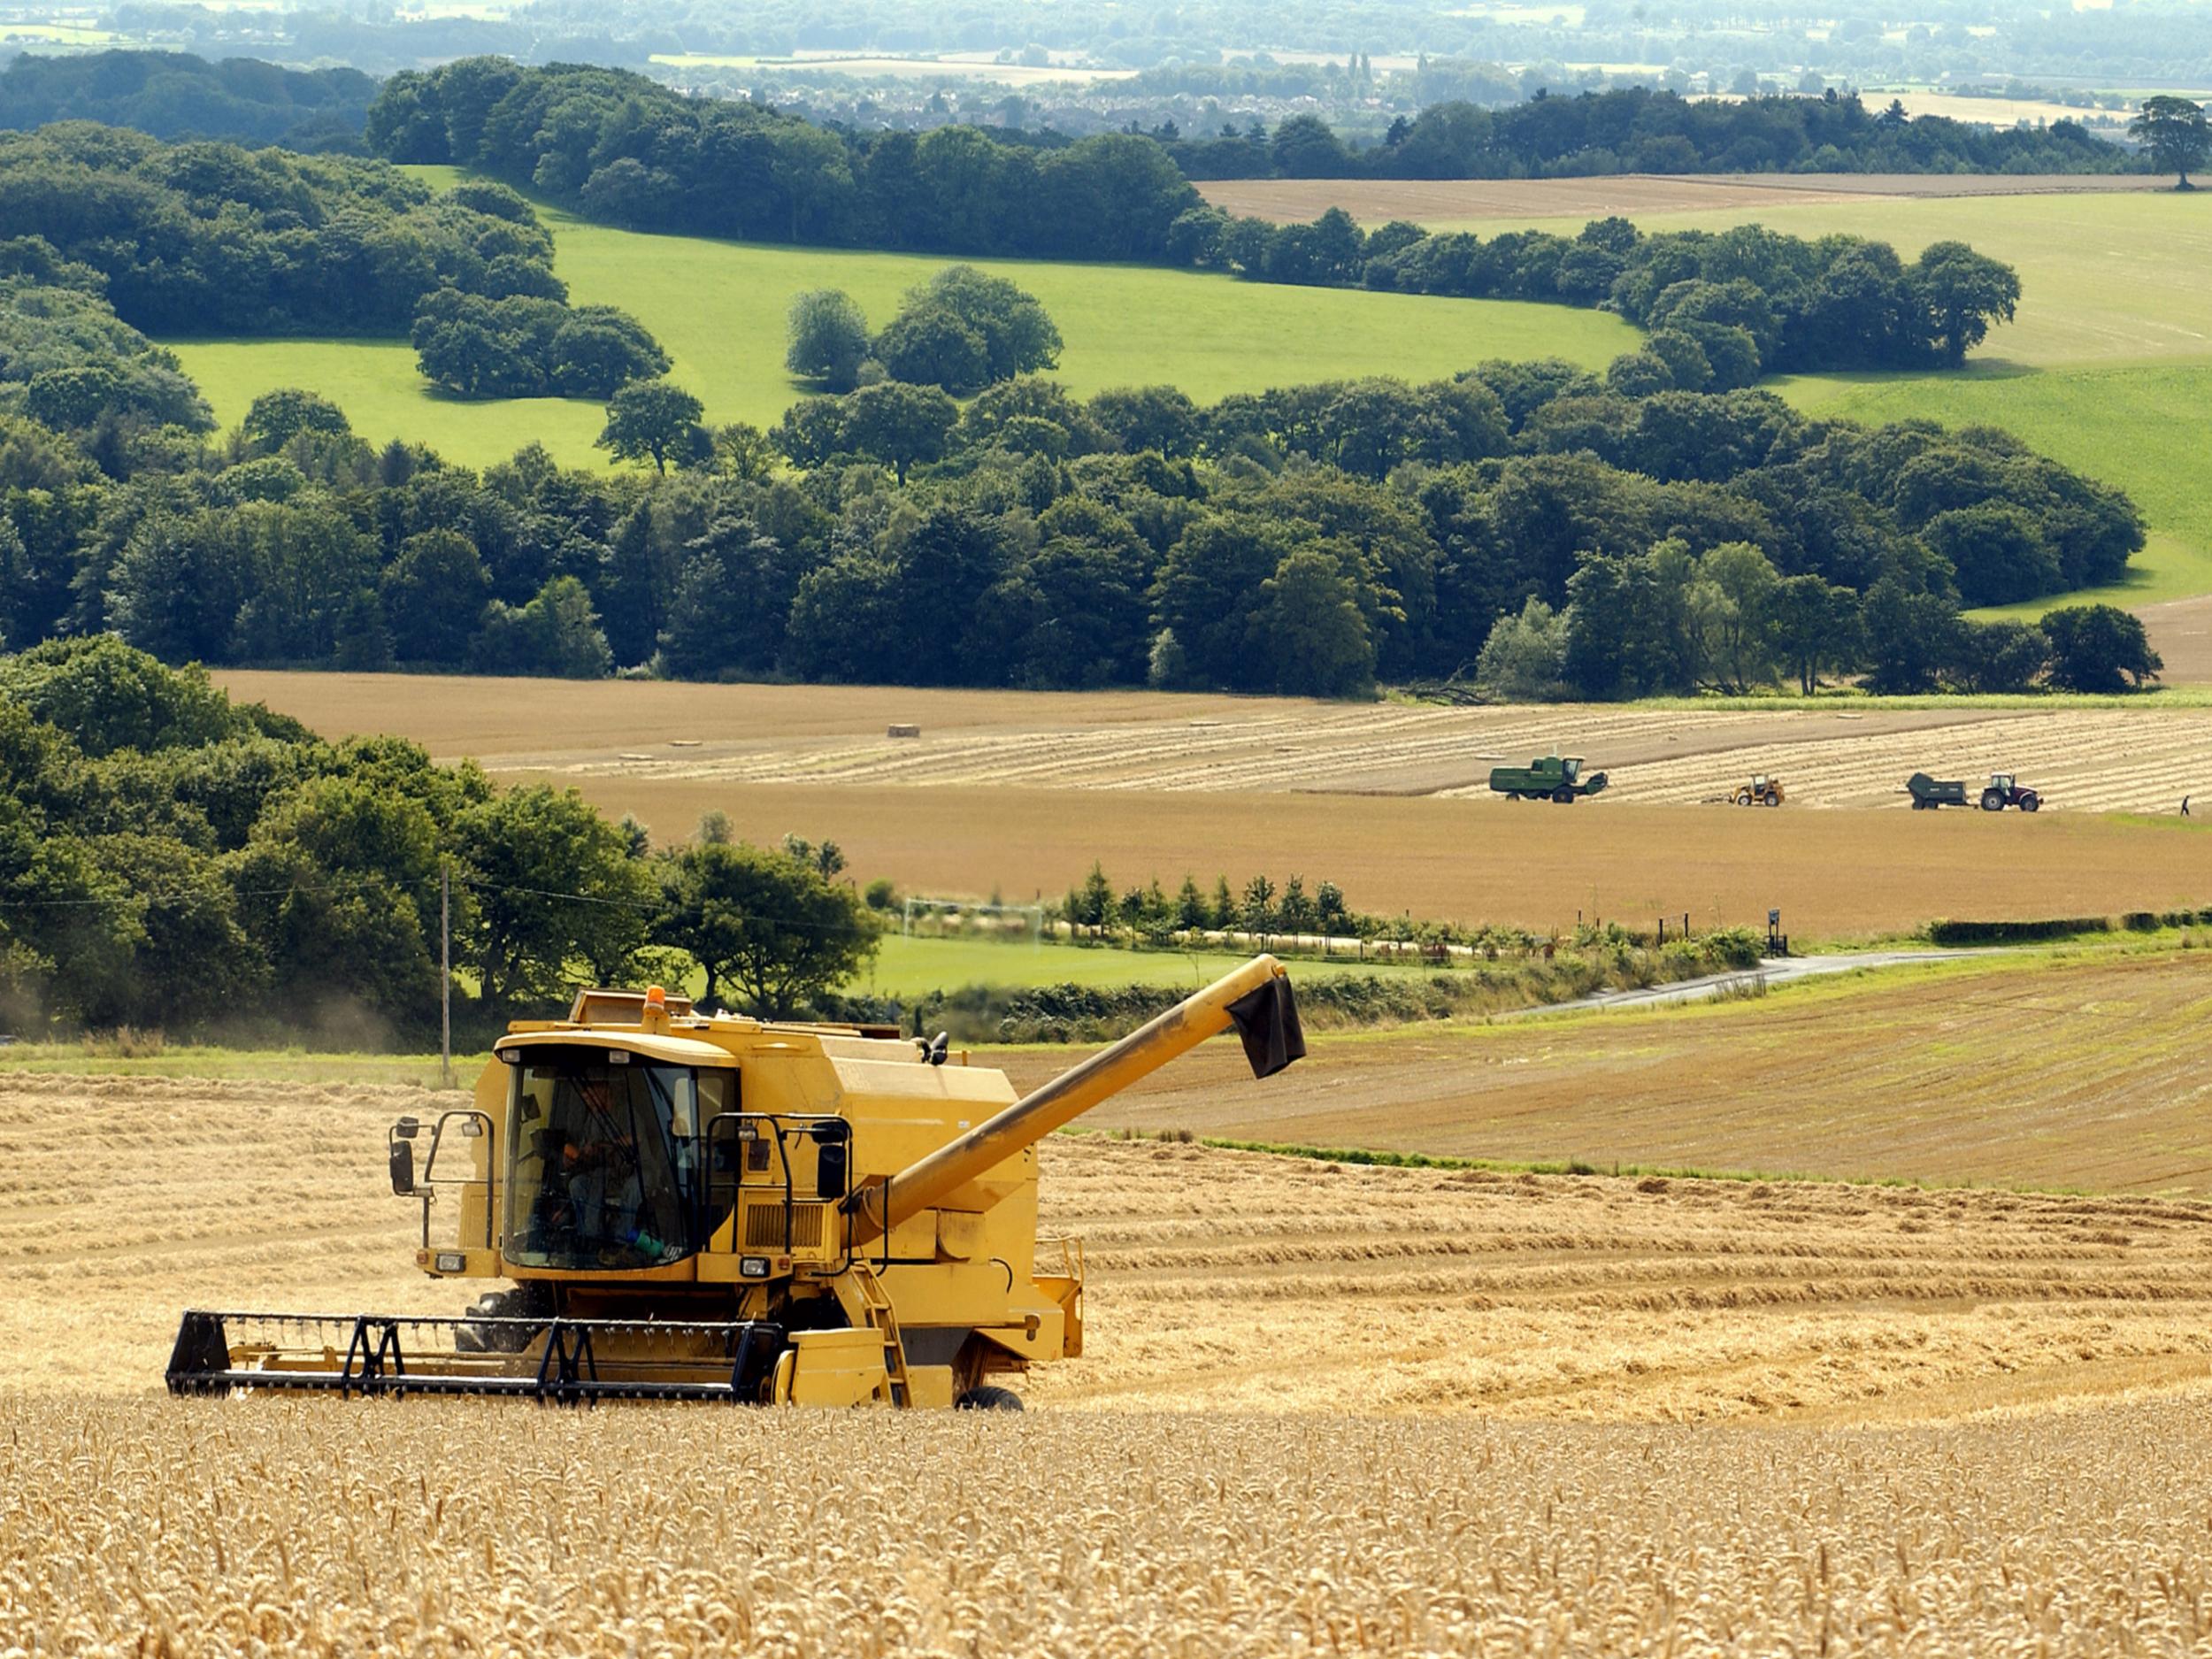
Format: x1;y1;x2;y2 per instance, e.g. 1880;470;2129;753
1979;773;2041;812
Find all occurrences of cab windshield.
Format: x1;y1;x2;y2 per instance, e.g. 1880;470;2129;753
504;1049;701;1270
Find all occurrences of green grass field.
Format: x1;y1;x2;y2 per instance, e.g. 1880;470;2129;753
1779;369;2212;618
853;933;1424;997
1425;190;2212;618
167;177;1636;472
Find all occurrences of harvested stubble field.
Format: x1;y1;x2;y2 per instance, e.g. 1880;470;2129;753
1025;946;2212;1196
6;978;2212;1416
219;671;2212;939
219;671;2212;808
10;1041;2212;1654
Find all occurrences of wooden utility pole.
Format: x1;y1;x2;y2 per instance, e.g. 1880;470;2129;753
441;863;452;1090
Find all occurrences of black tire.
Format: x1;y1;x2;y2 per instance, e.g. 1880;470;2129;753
1733;791;1752;807
1980;790;2005;812
2020;794;2039;813
1553;787;1575;804
1762;790;1779;808
454;1285;552;1354
1911;798;1927;810
955;1385;1025;1412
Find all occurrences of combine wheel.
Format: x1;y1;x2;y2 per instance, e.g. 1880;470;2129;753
1552;787;1576;804
955;1385;1025;1412
1980;789;2005;812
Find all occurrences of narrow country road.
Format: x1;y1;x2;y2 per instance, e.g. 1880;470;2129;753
1504;950;1986;1018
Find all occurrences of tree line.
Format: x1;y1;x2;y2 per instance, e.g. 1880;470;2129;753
0;127;671;403
368;59;1200;261
0;238;2150;700
1180;211;2020;374
362;64;2021;381
0;104;2021;403
0;637;877;1039
1164;89;2134;180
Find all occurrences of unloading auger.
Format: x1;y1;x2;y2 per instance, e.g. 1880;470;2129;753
168;955;1304;1408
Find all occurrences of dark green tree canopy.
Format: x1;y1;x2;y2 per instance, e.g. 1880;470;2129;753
785;288;872;393
2041;603;2163;691
872;265;1061;395
596;381;708;474
654;838;879;1018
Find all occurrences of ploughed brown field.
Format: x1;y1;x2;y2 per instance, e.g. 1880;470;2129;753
1195;171;2170;226
218;671;2212;940
8;1004;2212;1652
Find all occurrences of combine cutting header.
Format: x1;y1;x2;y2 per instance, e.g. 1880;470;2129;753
169;956;1304;1409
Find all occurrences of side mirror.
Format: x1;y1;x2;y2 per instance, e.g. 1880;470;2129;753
816;1141;849;1201
389;1137;417;1196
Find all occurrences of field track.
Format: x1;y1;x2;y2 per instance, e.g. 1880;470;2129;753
219;672;2212;938
1198;171;2170;225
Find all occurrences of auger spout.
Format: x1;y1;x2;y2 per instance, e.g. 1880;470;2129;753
846;954;1304;1248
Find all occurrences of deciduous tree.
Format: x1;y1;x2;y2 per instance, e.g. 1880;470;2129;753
2129;96;2211;188
596;381;707;475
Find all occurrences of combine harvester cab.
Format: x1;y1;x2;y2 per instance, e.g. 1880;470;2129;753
1488;754;1609;803
169;957;1305;1409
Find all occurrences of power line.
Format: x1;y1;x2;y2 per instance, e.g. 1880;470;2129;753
0;864;883;940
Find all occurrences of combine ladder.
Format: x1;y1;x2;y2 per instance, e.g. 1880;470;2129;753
845;1258;912;1407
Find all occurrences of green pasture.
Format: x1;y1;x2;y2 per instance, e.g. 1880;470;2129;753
1427;189;2212;373
1418;189;2212;616
851;933;1423;998
167;176;1636;472
1778;364;2212;617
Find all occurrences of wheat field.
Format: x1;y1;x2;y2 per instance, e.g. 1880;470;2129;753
7;1038;2212;1652
12;1392;2212;1656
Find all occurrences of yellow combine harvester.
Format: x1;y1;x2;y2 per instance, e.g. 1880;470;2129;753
167;956;1303;1408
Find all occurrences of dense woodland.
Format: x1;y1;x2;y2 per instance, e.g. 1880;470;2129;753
0;50;375;150
0;237;2154;702
0;637;881;1039
0;125;670;400
0;104;2149;706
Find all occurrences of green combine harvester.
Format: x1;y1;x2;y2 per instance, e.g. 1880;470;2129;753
1488;754;1609;803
